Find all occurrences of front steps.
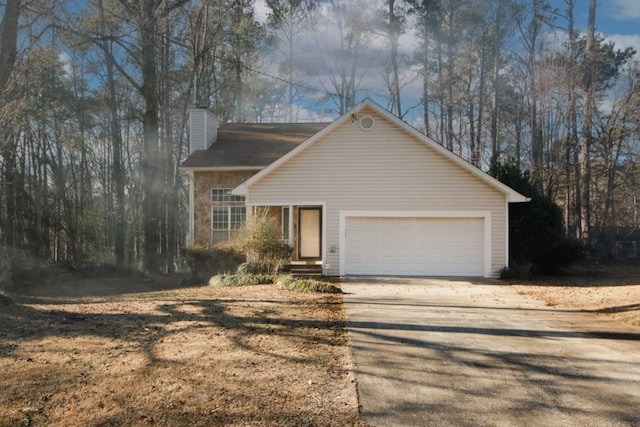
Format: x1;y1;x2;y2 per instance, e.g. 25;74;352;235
285;263;323;278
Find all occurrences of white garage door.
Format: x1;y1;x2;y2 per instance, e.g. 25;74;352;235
345;217;484;276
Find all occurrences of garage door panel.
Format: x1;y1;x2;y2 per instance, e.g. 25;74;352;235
345;217;483;276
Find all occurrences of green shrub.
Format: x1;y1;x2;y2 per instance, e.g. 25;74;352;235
533;238;586;275
237;262;262;274
0;292;13;307
492;159;585;275
183;243;245;281
499;263;533;280
208;273;274;287
276;275;342;294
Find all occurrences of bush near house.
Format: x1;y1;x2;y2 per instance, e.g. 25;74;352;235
183;243;245;282
237;262;263;274
225;210;292;275
208;273;274;287
492;160;585;276
208;273;342;294
208;272;342;294
276;275;342;294
184;211;290;283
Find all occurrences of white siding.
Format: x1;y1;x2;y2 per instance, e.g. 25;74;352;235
245;106;509;277
189;109;218;153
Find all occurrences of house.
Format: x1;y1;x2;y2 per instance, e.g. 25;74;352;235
181;99;528;278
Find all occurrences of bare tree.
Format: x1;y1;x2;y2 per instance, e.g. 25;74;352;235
267;0;317;121
317;0;372;115
563;0;581;238
0;0;21;249
95;0;126;268
381;0;405;117
513;0;549;185
489;0;510;172
406;0;440;136
0;0;20;92
579;0;595;242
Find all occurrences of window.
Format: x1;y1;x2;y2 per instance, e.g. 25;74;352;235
211;188;245;204
211;189;245;244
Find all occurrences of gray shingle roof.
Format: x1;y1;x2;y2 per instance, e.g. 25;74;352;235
180;122;329;169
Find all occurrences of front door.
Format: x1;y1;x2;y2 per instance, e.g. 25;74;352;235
298;207;322;260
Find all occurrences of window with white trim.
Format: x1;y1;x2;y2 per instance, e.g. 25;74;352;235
211;189;245;244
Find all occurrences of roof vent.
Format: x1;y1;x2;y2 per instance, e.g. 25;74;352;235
359;115;375;131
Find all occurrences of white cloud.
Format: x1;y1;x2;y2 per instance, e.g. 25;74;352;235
256;0;425;119
605;33;640;53
59;51;73;78
254;0;269;24
610;0;640;20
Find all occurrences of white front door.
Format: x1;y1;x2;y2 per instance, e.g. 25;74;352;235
299;207;321;259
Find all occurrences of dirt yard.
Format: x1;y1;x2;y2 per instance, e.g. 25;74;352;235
509;263;640;326
2;264;638;426
0;274;361;427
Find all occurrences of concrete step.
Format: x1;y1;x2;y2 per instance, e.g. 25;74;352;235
288;264;323;278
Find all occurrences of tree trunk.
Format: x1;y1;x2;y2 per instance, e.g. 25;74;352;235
287;9;295;122
580;0;596;243
2;132;16;247
474;37;486;167
161;17;175;273
422;21;430;135
0;0;20;248
141;0;162;273
99;0;126;269
565;0;580;238
489;0;503;172
0;0;20;92
388;0;402;118
437;41;445;144
468;79;476;165
446;38;455;151
525;0;543;185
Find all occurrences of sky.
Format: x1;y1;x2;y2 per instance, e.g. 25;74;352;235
253;0;640;55
251;0;640;123
563;0;640;53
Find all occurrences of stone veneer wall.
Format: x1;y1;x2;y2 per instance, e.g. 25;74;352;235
193;170;258;245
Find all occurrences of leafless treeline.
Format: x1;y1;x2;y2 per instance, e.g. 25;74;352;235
0;0;638;272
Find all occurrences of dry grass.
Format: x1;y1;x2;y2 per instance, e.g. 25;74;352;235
0;276;360;426
7;262;636;426
509;263;640;326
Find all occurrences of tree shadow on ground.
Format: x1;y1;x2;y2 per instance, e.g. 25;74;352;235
350;324;640;426
0;293;345;365
0;287;356;427
587;303;640;314
5;272;195;302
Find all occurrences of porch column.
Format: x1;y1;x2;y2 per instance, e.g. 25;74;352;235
288;205;294;246
246;205;253;225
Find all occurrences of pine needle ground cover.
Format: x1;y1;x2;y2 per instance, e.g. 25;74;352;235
0;276;361;426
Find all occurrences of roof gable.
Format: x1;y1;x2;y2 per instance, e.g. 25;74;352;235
233;99;528;203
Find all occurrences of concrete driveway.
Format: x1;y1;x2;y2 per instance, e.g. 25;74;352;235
342;277;640;427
